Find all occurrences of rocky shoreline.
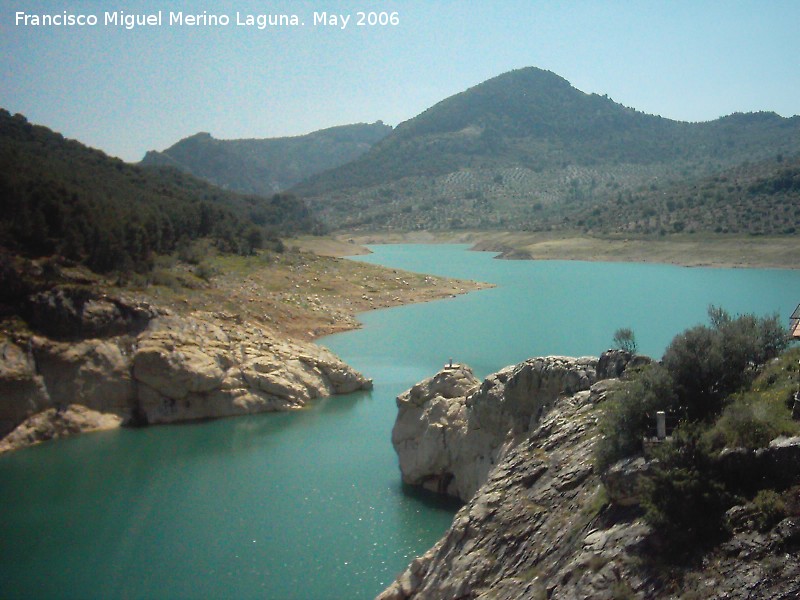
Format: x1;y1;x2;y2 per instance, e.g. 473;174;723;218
390;352;643;502
381;354;800;599
0;243;491;454
0;288;371;454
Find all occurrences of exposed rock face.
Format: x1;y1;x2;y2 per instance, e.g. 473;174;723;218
601;455;651;507
0;339;50;434
28;288;156;339
392;365;481;496
392;355;600;501
0;301;372;453
0;405;122;453
381;381;633;600
596;348;651;379
716;436;800;492
132;314;372;424
381;357;800;600
32;336;134;416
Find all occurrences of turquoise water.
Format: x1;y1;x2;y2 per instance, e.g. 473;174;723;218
337;245;800;378
2;245;800;599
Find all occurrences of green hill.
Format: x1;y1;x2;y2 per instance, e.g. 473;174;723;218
291;67;800;231
562;154;800;236
141;122;392;196
0;110;321;274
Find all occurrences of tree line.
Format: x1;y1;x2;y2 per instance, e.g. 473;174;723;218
0;110;323;273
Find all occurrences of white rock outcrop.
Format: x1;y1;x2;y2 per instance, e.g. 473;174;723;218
381;355;800;600
0;339;50;434
0;310;372;453
392;356;599;501
0;405;123;453
132;314;372;424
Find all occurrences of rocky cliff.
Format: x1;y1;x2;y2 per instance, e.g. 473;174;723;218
381;355;800;599
0;289;371;453
391;353;637;501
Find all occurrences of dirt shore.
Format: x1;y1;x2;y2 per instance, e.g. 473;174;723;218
128;244;491;342
326;230;800;270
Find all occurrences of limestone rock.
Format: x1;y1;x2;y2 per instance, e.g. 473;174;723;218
242;357;311;400
132;314;372;424
1;306;372;450
381;361;800;600
0;338;50;435
28;287;156;339
0;404;122;453
381;383;619;600
406;365;480;405
32;336;133;416
392;356;599;501
602;456;651;507
392;368;474;496
596;349;650;379
715;436;800;492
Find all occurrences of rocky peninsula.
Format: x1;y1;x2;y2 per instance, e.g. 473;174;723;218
0;247;487;453
381;353;800;599
0;289;371;453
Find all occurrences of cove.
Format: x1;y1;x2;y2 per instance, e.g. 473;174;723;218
2;244;800;600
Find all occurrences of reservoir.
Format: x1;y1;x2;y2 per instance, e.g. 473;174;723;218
2;245;800;599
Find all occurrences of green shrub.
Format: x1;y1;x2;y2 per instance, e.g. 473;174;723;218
663;307;788;421
704;348;800;450
640;424;732;552
598;307;790;470
595;363;676;470
194;261;217;282
613;327;637;353
149;268;181;290
751;489;787;531
176;239;206;265
705;394;794;450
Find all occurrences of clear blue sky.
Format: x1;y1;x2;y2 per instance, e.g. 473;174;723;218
3;0;799;162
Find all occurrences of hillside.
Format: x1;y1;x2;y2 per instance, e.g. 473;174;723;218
291;67;800;231
0;110;321;274
561;154;800;236
141;122;392;196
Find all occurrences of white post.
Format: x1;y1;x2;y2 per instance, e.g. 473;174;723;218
656;411;667;440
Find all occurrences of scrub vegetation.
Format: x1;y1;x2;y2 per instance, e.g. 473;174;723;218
141;122;392;197
597;307;799;552
0;110;321;274
0;109;487;341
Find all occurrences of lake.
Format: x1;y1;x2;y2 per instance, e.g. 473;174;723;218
2;245;799;599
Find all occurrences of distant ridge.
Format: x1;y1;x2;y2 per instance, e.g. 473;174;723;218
0;110;320;273
141;122;392;197
290;67;800;232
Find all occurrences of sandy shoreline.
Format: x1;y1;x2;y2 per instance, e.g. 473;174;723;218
312;230;800;271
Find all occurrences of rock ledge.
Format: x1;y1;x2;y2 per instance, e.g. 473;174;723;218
1;303;372;453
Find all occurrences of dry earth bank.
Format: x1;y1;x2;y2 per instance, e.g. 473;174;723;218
337;230;800;270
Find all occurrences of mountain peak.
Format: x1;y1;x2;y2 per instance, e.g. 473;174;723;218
291;66;800;231
483;65;572;87
395;65;585;139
